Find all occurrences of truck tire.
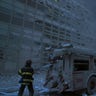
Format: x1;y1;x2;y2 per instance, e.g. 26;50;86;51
87;76;96;95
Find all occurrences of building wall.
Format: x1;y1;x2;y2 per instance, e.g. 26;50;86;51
0;0;95;73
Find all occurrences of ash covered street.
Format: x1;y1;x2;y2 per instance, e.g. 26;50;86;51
0;71;96;96
0;72;46;96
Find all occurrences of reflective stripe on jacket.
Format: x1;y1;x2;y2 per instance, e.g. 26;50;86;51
18;67;34;84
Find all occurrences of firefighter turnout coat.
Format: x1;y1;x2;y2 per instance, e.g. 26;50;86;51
18;67;34;85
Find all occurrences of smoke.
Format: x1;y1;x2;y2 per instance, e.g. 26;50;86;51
76;0;96;36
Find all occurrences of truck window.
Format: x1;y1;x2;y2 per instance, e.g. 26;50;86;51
74;60;89;71
63;59;65;70
94;59;96;67
0;49;4;60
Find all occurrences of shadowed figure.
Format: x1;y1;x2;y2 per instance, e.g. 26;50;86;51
18;59;34;96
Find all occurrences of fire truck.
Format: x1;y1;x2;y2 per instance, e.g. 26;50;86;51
44;44;96;95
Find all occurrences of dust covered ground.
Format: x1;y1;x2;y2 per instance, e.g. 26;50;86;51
0;71;46;96
0;71;96;96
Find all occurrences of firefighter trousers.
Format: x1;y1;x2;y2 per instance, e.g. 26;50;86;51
18;83;34;96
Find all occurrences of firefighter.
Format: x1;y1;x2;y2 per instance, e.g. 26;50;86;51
18;59;34;96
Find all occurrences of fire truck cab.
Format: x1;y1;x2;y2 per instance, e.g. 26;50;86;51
44;44;96;95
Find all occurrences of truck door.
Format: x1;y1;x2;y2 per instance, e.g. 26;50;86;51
73;58;89;90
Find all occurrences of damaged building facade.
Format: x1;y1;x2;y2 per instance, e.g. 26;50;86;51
0;0;95;73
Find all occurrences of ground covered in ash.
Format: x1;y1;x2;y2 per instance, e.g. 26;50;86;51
0;71;46;96
0;71;96;96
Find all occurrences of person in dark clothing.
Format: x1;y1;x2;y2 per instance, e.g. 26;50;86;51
18;59;34;96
